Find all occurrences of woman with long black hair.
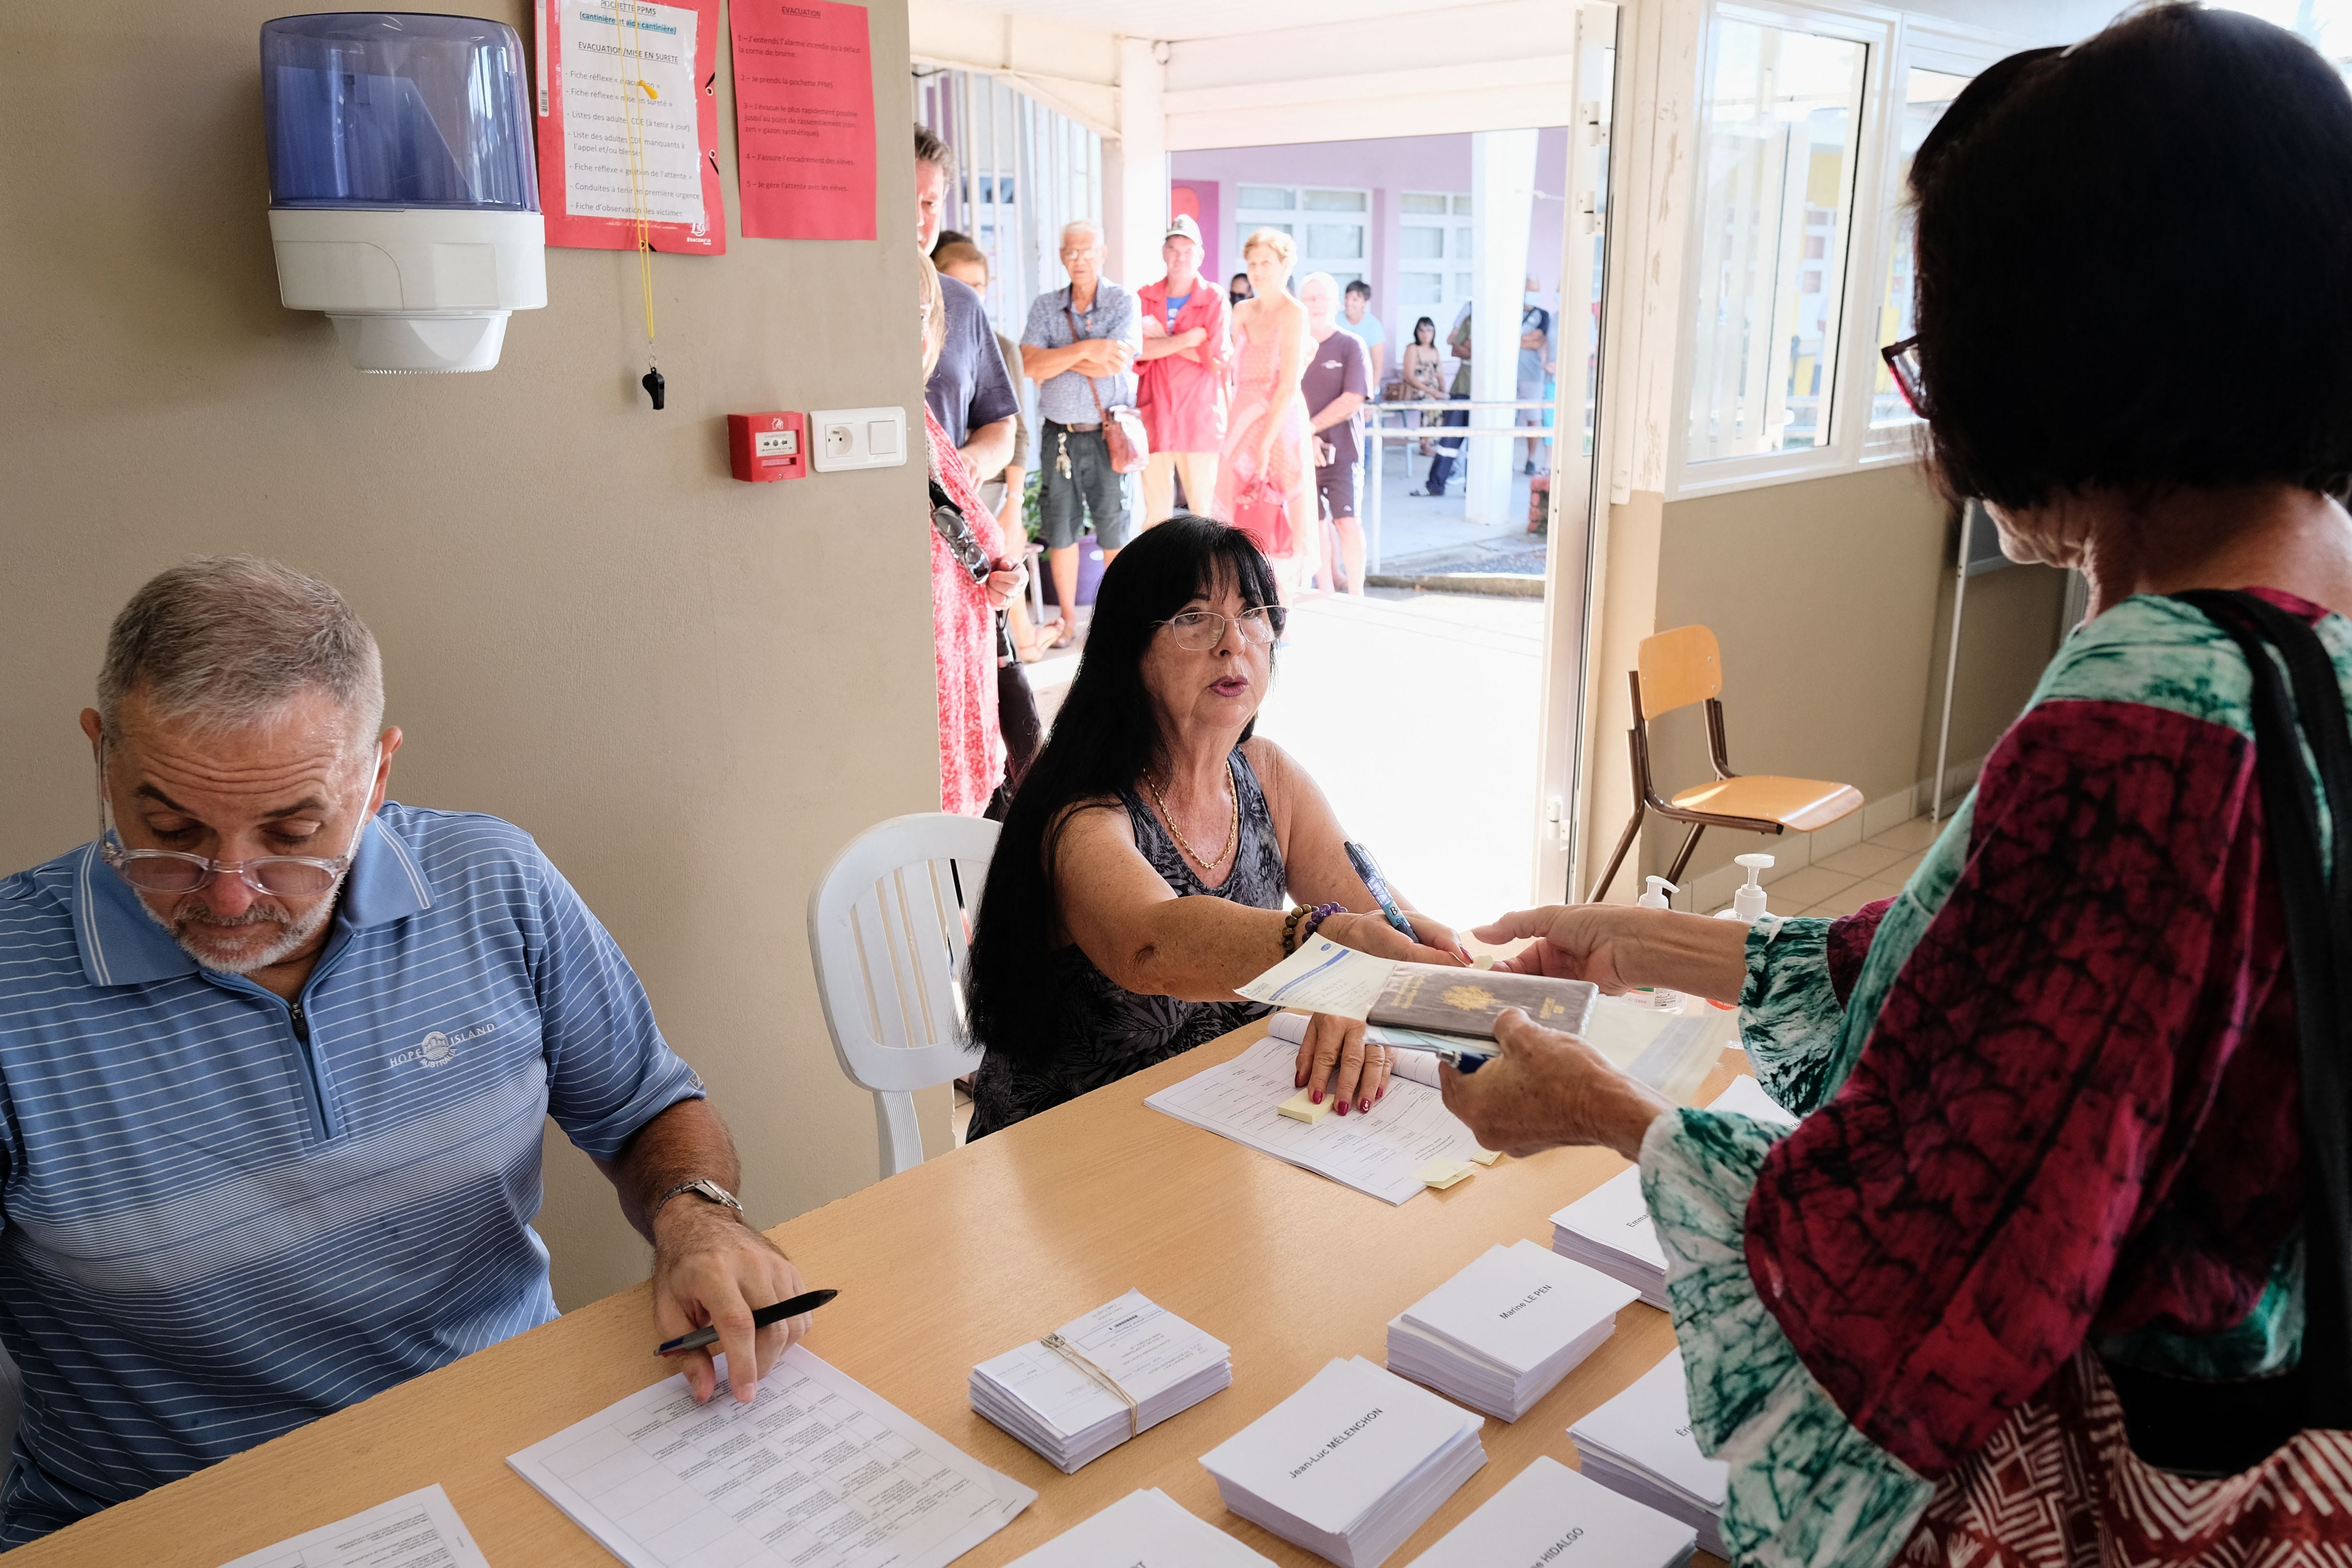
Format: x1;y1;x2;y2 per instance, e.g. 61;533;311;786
962;516;1467;1137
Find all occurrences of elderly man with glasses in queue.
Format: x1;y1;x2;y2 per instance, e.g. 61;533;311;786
0;557;808;1546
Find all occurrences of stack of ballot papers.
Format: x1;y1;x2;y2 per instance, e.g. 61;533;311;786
1550;1075;1795;1307
1385;1240;1639;1421
508;1344;1034;1568
971;1290;1231;1472
1199;1355;1486;1568
1400;1455;1696;1568
1568;1350;1730;1559
1003;1488;1277;1568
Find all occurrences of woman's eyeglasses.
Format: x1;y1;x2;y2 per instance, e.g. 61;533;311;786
1882;336;1926;416
1160;606;1284;651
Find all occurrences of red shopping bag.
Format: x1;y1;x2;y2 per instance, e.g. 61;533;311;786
1231;475;1292;558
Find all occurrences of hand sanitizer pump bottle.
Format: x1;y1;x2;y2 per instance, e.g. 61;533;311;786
1632;877;1682;1010
1721;854;1773;923
261;14;547;372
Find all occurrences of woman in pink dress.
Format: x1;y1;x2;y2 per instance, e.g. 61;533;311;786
920;256;1027;815
1216;228;1316;597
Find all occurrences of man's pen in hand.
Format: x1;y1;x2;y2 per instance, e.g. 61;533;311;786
657;1289;838;1357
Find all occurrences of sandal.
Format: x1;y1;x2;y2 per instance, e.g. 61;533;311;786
1047;618;1079;650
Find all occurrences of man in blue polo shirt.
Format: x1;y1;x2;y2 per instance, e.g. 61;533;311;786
0;557;809;1545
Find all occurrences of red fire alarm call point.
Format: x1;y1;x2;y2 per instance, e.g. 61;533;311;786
728;412;808;482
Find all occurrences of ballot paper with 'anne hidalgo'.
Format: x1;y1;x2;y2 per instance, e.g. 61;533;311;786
1003;1488;1277;1568
1400;1456;1695;1568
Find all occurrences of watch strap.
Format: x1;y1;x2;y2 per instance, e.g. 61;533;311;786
652;1178;743;1223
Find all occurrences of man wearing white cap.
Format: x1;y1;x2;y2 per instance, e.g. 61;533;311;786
1134;215;1231;527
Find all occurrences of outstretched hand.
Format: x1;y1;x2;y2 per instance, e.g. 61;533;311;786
1471;904;1631;990
1438;1008;1671;1160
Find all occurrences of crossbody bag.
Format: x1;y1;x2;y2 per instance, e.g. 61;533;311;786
1064;297;1149;474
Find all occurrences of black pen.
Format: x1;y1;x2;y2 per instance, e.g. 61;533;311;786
657;1289;838;1357
1344;841;1419;940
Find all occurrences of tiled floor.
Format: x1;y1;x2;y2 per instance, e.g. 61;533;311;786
1713;813;1950;919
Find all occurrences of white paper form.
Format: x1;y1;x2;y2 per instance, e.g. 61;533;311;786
1401;1456;1695;1568
559;0;706;224
1003;1489;1276;1568
976;1291;1228;1437
508;1345;1035;1568
1235;937;1395;1019
1146;1037;1488;1204
219;1483;490;1568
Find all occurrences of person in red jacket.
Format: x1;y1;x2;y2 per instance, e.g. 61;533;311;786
1135;216;1231;529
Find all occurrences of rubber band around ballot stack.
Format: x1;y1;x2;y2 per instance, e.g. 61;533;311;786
1041;1332;1142;1438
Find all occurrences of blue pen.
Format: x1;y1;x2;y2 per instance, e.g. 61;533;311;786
1342;842;1491;1072
1344;841;1419;939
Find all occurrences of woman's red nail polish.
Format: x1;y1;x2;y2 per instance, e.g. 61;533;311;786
1335;1100;1349;1115
1311;1089;1322;1104
1358;1098;1371;1114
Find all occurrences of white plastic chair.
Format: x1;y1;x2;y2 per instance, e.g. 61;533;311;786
807;813;1000;1180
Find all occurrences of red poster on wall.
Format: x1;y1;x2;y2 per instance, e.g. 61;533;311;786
534;0;726;253
728;0;877;241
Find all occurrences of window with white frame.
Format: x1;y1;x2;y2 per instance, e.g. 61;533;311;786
1234;185;1370;292
1398;192;1477;356
1684;13;1869;464
1868;67;1973;428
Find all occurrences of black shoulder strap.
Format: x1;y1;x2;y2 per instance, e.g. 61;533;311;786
2173;589;2352;1427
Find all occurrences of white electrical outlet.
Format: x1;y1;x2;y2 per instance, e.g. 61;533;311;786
810;406;910;472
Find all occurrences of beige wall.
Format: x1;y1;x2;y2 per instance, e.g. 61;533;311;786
1633;465;2060;891
1;0;937;1310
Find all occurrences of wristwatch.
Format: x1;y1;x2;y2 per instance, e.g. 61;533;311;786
652;1178;745;1223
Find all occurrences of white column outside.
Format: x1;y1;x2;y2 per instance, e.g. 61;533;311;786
1466;128;1538;527
1108;37;1168;288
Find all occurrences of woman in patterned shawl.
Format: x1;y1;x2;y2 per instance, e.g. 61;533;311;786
1443;8;2352;1566
961;517;1469;1138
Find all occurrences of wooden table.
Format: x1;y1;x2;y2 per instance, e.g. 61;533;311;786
17;1022;1738;1567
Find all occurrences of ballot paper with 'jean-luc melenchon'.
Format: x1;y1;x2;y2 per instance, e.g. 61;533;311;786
1238;937;1597;1040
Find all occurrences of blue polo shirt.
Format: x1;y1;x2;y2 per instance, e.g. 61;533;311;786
0;802;702;1545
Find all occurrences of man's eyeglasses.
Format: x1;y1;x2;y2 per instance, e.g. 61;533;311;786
1160;606;1283;651
1882;336;1926;416
96;748;375;896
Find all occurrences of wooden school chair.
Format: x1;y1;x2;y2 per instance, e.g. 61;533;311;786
807;813;998;1180
1588;624;1864;903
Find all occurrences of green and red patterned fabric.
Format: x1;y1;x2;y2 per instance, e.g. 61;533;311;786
1637;589;2352;1567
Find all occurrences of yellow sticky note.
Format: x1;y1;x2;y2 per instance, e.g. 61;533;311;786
1417;1158;1475;1190
1467;1148;1502;1166
1278;1088;1334;1124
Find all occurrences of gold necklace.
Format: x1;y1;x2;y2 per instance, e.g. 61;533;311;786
1146;759;1240;872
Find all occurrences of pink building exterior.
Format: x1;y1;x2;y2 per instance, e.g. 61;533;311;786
1168;129;1572;370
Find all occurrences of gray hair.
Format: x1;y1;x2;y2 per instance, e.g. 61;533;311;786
97;556;384;753
1060;219;1104;250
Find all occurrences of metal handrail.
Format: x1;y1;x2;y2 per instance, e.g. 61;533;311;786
1357;399;1562;574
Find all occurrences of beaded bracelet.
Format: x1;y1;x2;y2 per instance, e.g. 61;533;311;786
1280;904;1308;956
1296;901;1346;948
